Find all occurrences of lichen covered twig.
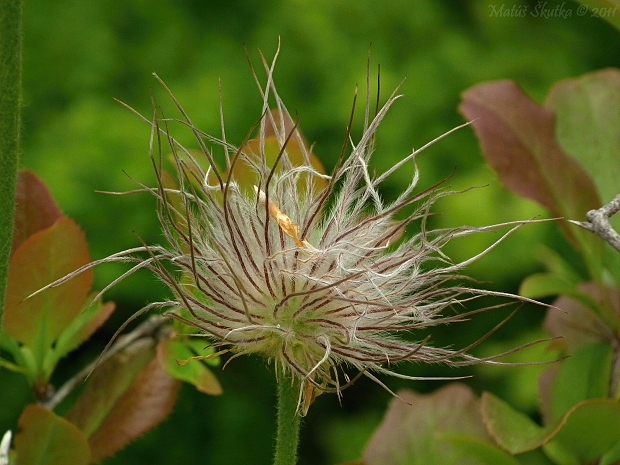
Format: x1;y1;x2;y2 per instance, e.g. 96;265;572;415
569;193;620;253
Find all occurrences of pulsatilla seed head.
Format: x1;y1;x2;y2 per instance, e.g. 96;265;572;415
51;50;541;413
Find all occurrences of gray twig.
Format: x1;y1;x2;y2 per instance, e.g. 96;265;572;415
42;315;170;411
569;193;620;253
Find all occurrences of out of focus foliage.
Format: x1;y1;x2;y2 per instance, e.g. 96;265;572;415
357;66;620;465
3;0;620;464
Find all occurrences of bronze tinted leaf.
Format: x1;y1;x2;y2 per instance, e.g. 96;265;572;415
12;170;63;254
67;338;180;461
66;339;156;438
363;384;489;465
544;283;619;353
87;346;180;461
15;405;91;465
4;217;93;348
231;109;328;194
459;80;600;247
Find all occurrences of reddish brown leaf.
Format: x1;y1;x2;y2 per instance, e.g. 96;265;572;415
363;384;489;465
163;109;327;199
67;338;181;461
15;405;91;465
263;108;297;138
538;366;559;427
12;170;63;254
230;109;328;195
4;217;93;347
66;339;156;438
544;283;620;354
88;346;181;461
459;81;600;247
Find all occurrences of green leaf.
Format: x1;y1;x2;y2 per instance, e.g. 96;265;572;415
519;273;580;300
158;337;222;395
15;405;91;465
528;246;584;282
481;392;549;454
553;399;620;464
363;384;490;465
183;337;221;367
43;295;115;377
67;338;181;462
600;437;620;465
4;217;93;369
521;274;606;319
542;441;579;465
0;329;29;374
483;392;620;462
514;449;558;465
545;69;620;285
518;246;591;305
481;394;586;464
550;343;613;421
440;434;521;465
546;69;620;211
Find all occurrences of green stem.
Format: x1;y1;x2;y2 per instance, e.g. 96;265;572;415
0;0;22;323
274;377;302;465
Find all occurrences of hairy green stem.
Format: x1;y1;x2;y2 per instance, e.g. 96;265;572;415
0;0;22;324
274;377;302;465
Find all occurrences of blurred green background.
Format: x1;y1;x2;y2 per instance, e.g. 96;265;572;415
3;0;620;463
